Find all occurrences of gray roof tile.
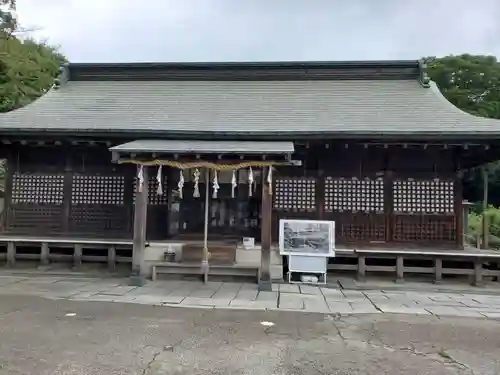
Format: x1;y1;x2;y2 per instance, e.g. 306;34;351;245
1;78;499;137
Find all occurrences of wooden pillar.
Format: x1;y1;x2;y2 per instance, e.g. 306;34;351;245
433;258;443;284
40;242;50;266
6;242;15;267
384;171;394;243
108;245;116;271
455;172;464;249
73;244;82;269
472;258;483;286
395;256;404;283
481;166;489;249
259;166;272;291
2;155;14;231
130;165;149;286
357;255;366;281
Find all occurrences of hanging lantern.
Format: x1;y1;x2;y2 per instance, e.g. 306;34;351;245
212;170;219;199
248;167;254;197
156;165;163;195
193;168;200;198
231;170;237;198
178;170;184;199
267;166;273;195
137;165;144;193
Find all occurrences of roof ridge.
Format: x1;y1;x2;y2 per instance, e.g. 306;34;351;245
65;60;422;82
418;59;430;88
52;63;70;90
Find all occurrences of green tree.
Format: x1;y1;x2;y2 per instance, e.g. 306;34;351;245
0;0;17;35
0;1;66;192
0;0;66;113
427;55;500;119
0;37;65;112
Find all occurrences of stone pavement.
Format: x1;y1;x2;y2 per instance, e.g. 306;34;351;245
1;275;500;319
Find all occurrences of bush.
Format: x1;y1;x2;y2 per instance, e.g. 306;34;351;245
466;206;500;249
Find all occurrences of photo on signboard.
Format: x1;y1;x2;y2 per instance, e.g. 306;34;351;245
279;219;335;257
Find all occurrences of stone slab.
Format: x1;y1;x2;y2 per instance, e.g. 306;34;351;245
181;297;231;307
0;276;27;285
256;291;278;301
425;306;485;318
375;304;430;315
481;312;500;319
98;286;138;296
188;288;219;298
349;302;379;314
17;277;62;285
279;294;304;309
280;284;300;293
299;285;323;295
229;300;276;309
327;302;353;314
211;283;241;300
234;289;258;301
320;288;346;301
303;297;330;313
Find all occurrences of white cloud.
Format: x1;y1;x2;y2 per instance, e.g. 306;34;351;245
15;0;500;62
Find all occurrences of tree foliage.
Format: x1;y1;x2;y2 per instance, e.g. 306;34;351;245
0;1;66;192
427;55;500;207
427;54;500;119
0;38;65;112
0;0;66;113
0;0;17;35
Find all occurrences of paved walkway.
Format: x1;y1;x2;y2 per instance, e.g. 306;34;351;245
1;275;500;318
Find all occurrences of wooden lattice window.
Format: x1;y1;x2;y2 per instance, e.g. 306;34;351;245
393;179;454;214
324;177;384;213
11;173;64;204
393;215;456;242
273;178;316;212
72;175;125;205
133;176;168;205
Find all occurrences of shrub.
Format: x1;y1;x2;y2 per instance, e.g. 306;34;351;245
466;205;500;249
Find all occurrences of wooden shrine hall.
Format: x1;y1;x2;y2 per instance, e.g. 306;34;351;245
1;60;500;287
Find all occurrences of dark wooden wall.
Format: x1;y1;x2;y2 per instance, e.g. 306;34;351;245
272;143;461;248
2;145;168;240
1;141;463;248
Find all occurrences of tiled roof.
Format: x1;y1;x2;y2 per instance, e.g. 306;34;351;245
0;61;499;138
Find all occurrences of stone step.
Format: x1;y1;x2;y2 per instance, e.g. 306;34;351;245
152;262;259;280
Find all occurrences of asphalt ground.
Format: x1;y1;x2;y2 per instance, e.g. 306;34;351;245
0;295;499;374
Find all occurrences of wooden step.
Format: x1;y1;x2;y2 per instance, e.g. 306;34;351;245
182;243;236;265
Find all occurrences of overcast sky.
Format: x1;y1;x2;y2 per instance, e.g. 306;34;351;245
16;0;500;63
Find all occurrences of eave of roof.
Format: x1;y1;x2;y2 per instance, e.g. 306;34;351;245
110;139;295;154
0;59;499;139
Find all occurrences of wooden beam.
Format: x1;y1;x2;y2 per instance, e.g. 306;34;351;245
482;166;489;249
130;166;149;286
115;156;301;166
454;148;464;249
259;166;272;291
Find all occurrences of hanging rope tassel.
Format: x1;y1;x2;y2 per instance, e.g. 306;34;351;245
231;170;237;198
156;165;163;195
193;168;200;198
137;165;144;193
248;167;254;197
212;170;219;199
267;166;273;195
178;170;184;199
